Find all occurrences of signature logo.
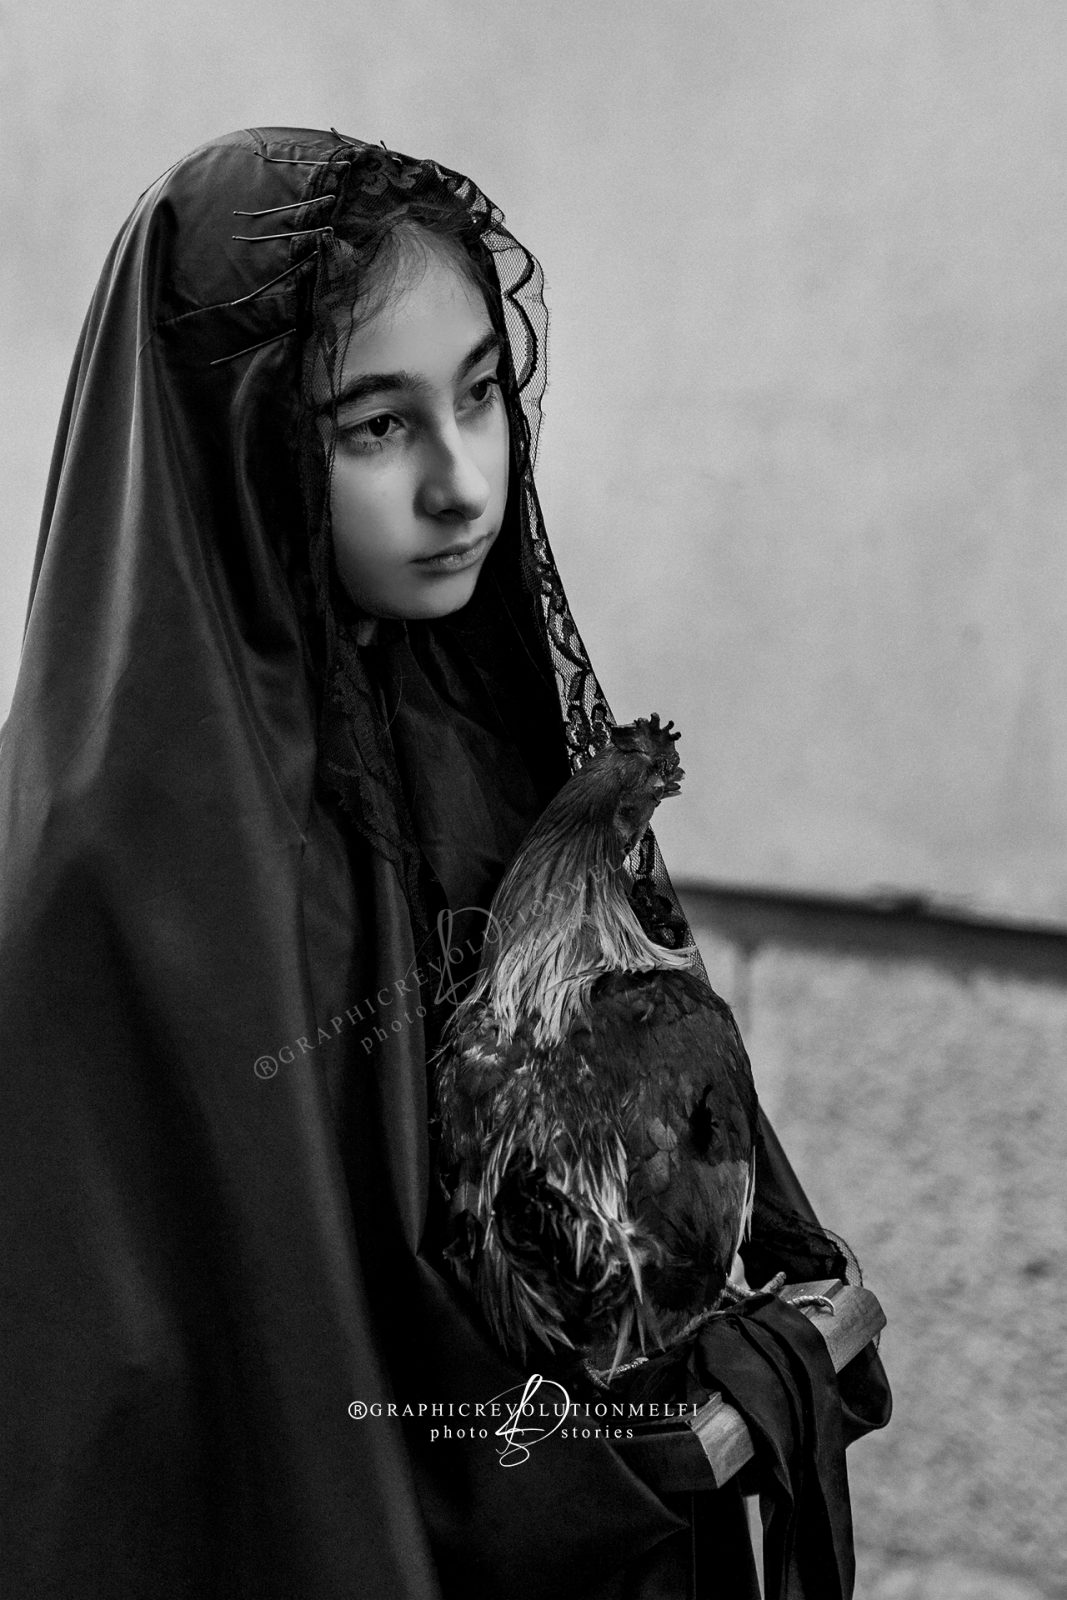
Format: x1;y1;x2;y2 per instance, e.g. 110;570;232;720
490;1373;572;1467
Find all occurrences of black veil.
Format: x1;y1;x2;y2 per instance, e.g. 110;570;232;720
0;128;887;1600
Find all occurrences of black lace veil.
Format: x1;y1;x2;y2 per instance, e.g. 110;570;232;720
291;137;701;973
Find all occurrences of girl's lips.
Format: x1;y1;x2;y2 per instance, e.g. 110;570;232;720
412;534;490;574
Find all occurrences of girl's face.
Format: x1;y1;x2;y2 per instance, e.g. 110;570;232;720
325;245;509;620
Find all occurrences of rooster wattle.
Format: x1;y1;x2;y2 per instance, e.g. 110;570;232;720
435;714;760;1374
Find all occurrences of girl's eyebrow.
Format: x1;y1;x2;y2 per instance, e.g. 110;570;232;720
331;330;501;411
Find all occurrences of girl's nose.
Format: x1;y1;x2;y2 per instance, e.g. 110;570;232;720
418;426;492;522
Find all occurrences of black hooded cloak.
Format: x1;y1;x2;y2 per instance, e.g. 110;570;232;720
0;128;888;1599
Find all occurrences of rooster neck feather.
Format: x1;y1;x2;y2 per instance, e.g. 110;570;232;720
458;764;694;1048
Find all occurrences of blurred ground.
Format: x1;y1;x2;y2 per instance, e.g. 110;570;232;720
681;886;1067;1600
855;1555;1051;1599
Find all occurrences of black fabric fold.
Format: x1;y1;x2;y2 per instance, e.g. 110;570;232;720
688;1297;854;1600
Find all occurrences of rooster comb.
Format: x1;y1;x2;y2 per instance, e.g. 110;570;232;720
608;713;682;760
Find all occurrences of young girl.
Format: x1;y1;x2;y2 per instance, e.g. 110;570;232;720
0;128;888;1599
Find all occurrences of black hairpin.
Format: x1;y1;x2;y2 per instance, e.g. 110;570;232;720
209;327;297;367
223;256;314;310
252;152;334;167
231;227;335;243
232;197;336;219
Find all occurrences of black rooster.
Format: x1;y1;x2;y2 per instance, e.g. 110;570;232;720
436;715;759;1373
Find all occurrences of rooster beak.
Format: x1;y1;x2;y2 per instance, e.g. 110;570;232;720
652;765;685;799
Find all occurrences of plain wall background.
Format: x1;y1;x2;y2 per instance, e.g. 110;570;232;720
3;9;1066;1598
3;1;1065;926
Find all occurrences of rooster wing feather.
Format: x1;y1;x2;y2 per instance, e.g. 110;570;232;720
438;967;757;1365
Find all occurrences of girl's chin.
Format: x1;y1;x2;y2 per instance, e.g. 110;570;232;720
407;573;483;618
352;566;486;622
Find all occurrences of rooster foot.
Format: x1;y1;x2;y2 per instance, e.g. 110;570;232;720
717;1280;759;1307
757;1272;836;1316
664;1278;771;1342
715;1270;784;1306
580;1274;837;1390
721;1273;835;1317
785;1293;836;1316
756;1271;786;1296
581;1353;651;1391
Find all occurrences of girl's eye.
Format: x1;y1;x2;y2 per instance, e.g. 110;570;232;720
338;412;403;453
465;375;500;410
